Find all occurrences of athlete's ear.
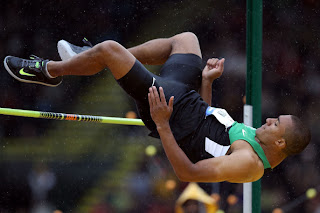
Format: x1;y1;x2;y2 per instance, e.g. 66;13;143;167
275;138;286;149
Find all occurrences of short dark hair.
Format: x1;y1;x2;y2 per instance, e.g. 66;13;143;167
283;115;311;156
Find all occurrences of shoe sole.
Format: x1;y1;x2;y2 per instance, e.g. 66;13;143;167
3;56;61;87
57;40;76;61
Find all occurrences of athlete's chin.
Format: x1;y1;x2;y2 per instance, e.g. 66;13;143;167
256;127;262;135
256;124;266;133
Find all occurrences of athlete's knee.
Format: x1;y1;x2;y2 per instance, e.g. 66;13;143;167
171;32;201;57
173;32;199;44
94;40;124;57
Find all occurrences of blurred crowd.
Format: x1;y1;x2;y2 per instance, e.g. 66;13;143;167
0;0;319;212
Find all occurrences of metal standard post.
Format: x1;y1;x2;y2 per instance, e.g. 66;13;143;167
244;0;263;212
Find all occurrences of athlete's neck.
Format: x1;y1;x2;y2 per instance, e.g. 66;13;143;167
255;137;286;169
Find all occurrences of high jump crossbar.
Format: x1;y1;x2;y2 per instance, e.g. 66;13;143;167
0;107;145;126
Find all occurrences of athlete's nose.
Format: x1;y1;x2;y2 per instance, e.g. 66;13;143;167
266;118;277;126
266;118;272;126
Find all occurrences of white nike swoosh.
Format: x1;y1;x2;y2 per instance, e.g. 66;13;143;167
242;129;246;137
152;77;156;86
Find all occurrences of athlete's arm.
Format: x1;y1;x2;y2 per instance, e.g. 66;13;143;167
157;123;264;182
189;149;264;183
148;86;196;181
158;124;263;182
148;86;263;183
200;58;225;105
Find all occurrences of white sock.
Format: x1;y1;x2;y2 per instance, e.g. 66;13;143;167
43;61;55;78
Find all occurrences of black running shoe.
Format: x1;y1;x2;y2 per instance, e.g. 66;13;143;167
57;37;93;61
3;55;62;87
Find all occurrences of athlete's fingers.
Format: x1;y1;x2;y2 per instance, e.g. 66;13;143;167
168;96;174;109
152;86;161;105
208;58;219;67
218;58;225;71
207;58;217;64
149;87;156;107
159;87;167;105
212;58;219;66
148;92;153;108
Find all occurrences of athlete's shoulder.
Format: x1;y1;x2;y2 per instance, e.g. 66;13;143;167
231;122;256;130
227;141;265;182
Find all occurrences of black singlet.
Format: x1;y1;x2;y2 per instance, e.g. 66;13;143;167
117;54;230;163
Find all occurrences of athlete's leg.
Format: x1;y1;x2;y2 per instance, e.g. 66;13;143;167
169;32;202;57
50;32;201;79
157;32;203;92
116;32;202;101
128;32;202;65
48;40;135;80
58;32;202;65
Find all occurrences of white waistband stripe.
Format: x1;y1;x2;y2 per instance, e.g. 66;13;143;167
205;137;230;157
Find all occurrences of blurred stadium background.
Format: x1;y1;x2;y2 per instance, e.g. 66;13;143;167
0;0;319;212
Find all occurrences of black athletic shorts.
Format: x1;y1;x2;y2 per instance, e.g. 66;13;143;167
117;53;203;136
117;53;231;163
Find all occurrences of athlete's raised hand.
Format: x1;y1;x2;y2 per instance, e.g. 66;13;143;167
202;58;225;82
148;86;174;127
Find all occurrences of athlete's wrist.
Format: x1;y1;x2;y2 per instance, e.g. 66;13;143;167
202;76;214;84
156;122;171;132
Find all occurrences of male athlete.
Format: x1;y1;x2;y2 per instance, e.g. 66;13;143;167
3;32;311;183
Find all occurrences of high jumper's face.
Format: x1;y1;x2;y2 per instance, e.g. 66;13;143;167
256;115;293;145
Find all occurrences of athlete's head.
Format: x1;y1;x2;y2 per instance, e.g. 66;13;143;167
281;115;311;156
256;115;311;156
